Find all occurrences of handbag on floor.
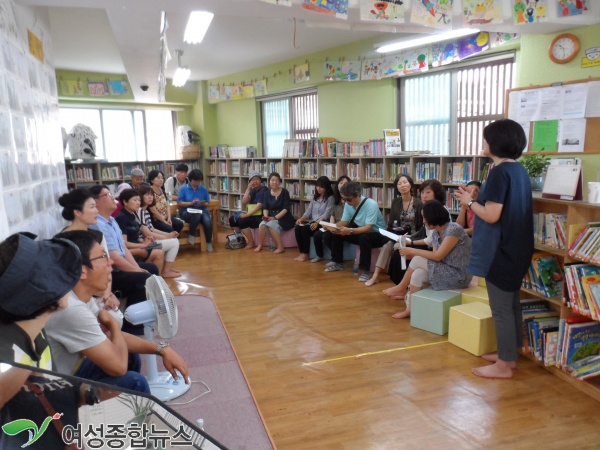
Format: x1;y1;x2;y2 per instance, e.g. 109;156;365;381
225;232;247;249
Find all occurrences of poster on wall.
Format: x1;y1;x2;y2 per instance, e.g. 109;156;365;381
254;79;268;96
431;40;459;67
557;0;588;17
302;0;349;20
457;32;490;59
324;60;360;81
463;0;503;25
88;81;109;96
513;0;548;25
208;84;219;101
258;0;292;5
293;63;310;84
359;0;405;23
410;0;453;29
361;58;383;80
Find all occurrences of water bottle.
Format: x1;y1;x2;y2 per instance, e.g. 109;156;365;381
353;258;359;275
269;238;274;252
196;418;204;430
393;220;398;231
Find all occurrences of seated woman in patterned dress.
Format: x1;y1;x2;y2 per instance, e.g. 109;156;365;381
391;200;472;319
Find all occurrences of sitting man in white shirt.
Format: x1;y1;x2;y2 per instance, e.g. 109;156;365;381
45;229;189;393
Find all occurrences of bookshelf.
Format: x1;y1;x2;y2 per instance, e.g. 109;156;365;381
65;158;202;194
205;153;491;228
524;193;600;400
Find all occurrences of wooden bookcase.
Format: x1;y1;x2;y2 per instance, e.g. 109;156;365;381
65;158;202;193
205;154;491;228
525;193;600;400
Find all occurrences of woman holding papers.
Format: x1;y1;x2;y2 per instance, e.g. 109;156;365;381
365;174;423;286
293;176;334;262
391;200;472;319
455;119;534;379
255;172;295;254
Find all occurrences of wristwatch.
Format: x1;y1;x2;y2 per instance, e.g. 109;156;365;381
349;229;353;234
156;341;169;355
467;201;474;210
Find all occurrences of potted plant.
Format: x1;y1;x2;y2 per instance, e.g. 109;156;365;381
518;154;551;190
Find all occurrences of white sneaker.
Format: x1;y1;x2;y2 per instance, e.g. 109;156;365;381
206;243;213;252
187;235;195;245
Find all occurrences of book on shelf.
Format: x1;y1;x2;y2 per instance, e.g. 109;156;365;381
533;212;567;249
543;330;559;366
564;264;600;318
568;354;600;380
562;321;600;374
529;253;563;297
556;316;593;369
383;129;402;155
522;308;559;354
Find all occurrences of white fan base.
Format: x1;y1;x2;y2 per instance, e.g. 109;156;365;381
148;371;192;402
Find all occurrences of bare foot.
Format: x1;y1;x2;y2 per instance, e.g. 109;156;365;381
481;353;517;369
392;309;410;319
294;254;309;262
254;246;262;253
162;271;182;278
245;244;256;250
383;287;406;298
273;248;285;254
471;361;513;379
391;295;405;301
365;277;380;287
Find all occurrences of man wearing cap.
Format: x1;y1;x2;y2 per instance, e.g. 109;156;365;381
114;168;148;217
88;184;157;334
45;230;189;393
228;170;267;249
0;232;83;448
165;163;189;202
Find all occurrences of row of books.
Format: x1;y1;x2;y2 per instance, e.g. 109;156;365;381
67;167;95;182
478;162;494;183
522;253;563;298
209;144;230;158
533;212;568;249
521;299;560;366
556;318;600;380
563;263;600;320
228;146;256;158
444;161;474;184
414;162;440;182
100;166;122;180
568;222;600;263
361;186;384;205
281;138;337;158
363;162;384;181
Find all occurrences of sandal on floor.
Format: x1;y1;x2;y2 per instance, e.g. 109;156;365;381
365;278;380;287
324;263;343;272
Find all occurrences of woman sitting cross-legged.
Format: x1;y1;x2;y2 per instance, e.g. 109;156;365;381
135;185;182;278
255;172;295;254
294;176;334;262
390;200;472;319
365;174;423;287
115;188;169;277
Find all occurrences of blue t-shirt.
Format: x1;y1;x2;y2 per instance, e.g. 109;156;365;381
341;196;386;232
91;215;127;258
468;162;534;291
178;183;210;215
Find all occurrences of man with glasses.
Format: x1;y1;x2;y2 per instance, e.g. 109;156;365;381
89;184;158;334
323;181;388;281
45;230;189;393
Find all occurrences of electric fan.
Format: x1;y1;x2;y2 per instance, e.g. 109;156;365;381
124;275;191;401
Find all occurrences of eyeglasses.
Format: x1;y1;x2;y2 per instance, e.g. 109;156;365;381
341;196;354;201
89;252;110;265
96;192;113;199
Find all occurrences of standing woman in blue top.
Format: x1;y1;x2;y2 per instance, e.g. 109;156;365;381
255;172;295;254
178;169;214;252
456;119;534;379
293;176;334;262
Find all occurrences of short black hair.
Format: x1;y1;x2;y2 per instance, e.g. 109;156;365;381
483;119;527;159
340;181;361;199
55;229;103;269
188;169;204;181
393;173;414;198
419;179;445;204
466;180;482;188
315;176;333;201
138;185;156;207
58;188;94;221
119;188;140;204
147;170;165;185
422;200;450;227
89;184;110;198
175;163;189;172
268;172;282;183
334;175;352;205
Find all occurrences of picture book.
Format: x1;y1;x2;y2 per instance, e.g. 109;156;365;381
520;298;550;311
581;275;600;321
532;253;563;297
568;222;600;258
563;322;600;369
383;129;402;155
567;355;600;379
543;330;559;366
556;316;594;368
531;317;560;361
524;314;558;355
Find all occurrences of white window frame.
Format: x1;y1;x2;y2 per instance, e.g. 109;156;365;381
258;88;319;158
400;52;517;156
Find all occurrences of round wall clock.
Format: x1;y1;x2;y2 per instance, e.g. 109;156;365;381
549;33;580;64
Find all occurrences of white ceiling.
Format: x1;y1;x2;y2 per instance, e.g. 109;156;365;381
14;0;600;104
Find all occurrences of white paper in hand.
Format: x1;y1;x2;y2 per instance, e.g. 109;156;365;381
319;221;338;231
187;208;203;214
400;236;407;270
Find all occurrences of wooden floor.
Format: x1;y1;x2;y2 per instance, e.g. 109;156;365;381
166;232;600;450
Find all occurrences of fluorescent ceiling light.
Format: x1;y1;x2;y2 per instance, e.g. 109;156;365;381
172;50;190;87
376;28;480;53
184;11;214;44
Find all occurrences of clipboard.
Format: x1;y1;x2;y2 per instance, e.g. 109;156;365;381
542;164;583;201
